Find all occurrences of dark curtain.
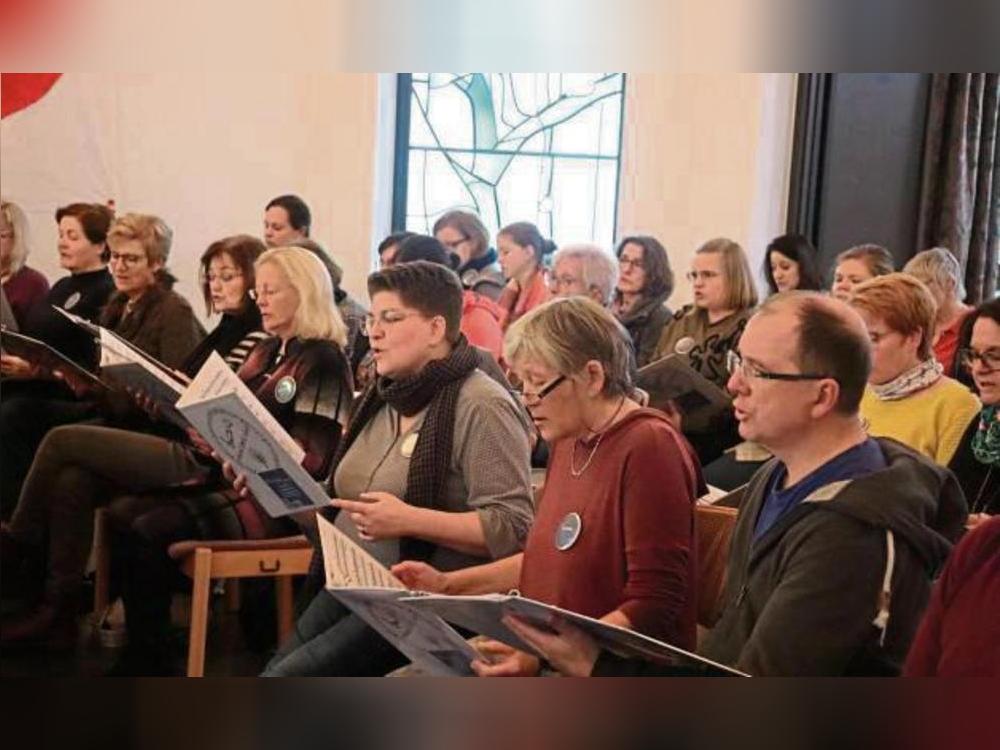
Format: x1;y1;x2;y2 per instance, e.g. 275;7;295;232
916;74;1000;303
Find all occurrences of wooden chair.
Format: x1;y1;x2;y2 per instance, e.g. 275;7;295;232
167;536;313;677
694;504;738;628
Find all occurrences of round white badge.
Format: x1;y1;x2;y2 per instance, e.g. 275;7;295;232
274;376;297;404
400;432;419;458
555;512;583;551
64;292;82;310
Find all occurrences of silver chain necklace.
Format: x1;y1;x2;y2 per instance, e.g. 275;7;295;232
569;397;627;477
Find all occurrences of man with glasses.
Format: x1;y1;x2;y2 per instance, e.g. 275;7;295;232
506;292;967;676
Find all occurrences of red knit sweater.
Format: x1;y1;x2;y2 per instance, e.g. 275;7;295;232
519;408;701;650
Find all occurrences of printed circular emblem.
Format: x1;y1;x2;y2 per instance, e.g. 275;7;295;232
274;376;297;404
400;432;419;458
554;512;582;551
64;292;82;310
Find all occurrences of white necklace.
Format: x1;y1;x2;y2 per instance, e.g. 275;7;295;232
569;397;627;477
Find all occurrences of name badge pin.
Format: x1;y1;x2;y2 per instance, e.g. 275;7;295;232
555;512;582;551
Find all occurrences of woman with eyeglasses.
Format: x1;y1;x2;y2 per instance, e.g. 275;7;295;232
496;221;554;330
948;298;1000;529
433;210;505;301
612;235;674;367
2;247;354;663
392;297;703;677
653;238;757;388
260;261;533;676
850;273;980;466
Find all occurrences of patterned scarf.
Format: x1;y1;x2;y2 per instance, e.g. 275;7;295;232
871;358;943;401
306;335;479;588
971;404;1000;465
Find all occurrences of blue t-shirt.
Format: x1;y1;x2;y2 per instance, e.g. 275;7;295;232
753;438;888;541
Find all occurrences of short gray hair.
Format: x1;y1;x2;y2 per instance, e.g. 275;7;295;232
903;247;966;301
552;243;618;305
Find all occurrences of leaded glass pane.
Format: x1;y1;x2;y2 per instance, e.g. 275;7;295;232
399;73;625;250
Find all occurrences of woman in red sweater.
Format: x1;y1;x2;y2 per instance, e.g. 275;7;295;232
394;296;703;676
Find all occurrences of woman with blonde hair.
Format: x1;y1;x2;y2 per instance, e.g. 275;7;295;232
1;247;355;666
0;198;50;328
851;273;979;465
394;296;703;677
653;237;757;388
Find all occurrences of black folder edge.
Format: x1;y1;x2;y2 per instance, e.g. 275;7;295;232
1;327;106;392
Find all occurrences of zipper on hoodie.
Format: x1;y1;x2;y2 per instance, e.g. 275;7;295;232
735;584;749;607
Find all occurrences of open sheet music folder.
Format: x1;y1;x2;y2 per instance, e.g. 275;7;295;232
317;516;480;675
636;354;732;433
402;593;748;677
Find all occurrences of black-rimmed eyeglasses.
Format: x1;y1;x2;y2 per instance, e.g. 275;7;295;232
515;375;567;405
726;350;835;382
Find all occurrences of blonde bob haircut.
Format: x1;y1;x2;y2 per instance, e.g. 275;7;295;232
696;237;758;311
849;272;937;361
256;246;347;347
504;296;634;398
1;199;33;275
903;247;967;302
107;213;173;266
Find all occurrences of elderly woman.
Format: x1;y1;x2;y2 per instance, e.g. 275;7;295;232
948;298;1000;528
763;233;823;295
496;221;554;330
903;248;973;376
395;297;703;676
550;243;619;307
261;261;534;676
0;241;316;649
433;209;505;300
612;235;674;367
851;273;980;465
653;238;757;388
0;198;49;328
831;243;894;301
107;246;355;674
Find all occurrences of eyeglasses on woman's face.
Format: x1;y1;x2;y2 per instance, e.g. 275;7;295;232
960;347;1000;372
514;374;567;406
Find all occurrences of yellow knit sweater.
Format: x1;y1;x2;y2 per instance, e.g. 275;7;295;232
860;377;981;465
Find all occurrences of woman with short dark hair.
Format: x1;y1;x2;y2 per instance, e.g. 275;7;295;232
496;221;554;330
262;260;534;676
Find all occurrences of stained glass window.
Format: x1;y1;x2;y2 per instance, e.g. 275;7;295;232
393;73;626;250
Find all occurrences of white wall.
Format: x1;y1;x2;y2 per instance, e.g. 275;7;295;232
618;73;796;307
1;73;380;318
2;72;795;317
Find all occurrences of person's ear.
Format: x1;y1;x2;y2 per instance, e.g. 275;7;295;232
811;378;841;419
428;314;449;347
582;360;606;397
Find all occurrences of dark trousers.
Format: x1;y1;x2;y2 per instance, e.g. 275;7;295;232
6;424;209;604
0;386;97;520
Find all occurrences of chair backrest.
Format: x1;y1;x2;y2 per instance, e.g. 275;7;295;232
695;504;738;628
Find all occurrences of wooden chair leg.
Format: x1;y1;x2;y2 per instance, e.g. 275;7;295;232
187;548;213;678
275;576;295;644
224;580;241;613
93;508;111;620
